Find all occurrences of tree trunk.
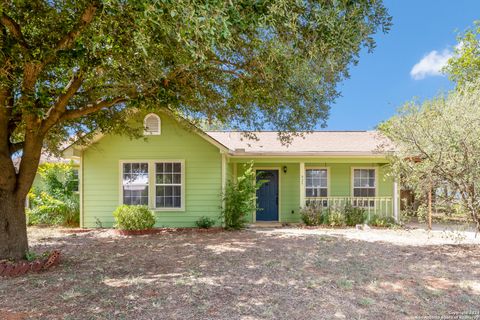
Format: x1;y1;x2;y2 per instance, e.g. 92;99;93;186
0;189;28;260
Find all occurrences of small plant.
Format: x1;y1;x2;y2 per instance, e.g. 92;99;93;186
337;278;354;290
221;161;263;230
358;297;375;307
25;250;50;262
300;207;323;226
328;210;345;227
25;251;39;262
344;204;367;226
113;205;155;231
368;214;396;227
195;216;216;229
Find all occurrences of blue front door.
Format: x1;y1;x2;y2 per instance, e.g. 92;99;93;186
256;170;279;221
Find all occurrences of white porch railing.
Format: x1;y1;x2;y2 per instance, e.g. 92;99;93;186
305;196;394;218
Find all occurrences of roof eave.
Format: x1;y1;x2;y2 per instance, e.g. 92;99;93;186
229;151;392;158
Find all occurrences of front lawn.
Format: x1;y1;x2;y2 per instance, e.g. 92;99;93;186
1;227;479;319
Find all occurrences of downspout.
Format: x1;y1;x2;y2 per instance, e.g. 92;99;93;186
80;151;84;228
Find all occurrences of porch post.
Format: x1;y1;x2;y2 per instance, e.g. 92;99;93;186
220;152;227;226
393;178;399;222
221;153;227;202
300;162;305;208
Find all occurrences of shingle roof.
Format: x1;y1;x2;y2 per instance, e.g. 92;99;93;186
206;131;393;156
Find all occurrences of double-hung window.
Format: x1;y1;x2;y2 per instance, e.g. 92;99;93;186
121;161;184;209
352;168;376;207
122;162;149;205
71;169;79;192
305;168;328;207
305;169;328;197
155;162;182;208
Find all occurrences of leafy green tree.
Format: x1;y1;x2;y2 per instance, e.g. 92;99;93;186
444;21;480;88
221;162;262;230
379;83;480;232
0;0;391;259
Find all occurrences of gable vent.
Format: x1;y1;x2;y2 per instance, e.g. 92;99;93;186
144;113;161;135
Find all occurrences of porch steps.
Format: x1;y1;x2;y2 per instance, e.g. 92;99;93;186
248;222;301;228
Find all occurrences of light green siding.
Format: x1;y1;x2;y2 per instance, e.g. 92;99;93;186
82;115;223;228
81;114;396;227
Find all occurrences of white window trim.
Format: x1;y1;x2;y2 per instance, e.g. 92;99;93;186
351;167;377;198
143;113;161;136
153;160;185;211
119;160;185;212
305;167;330;197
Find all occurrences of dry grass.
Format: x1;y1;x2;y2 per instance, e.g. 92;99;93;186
1;226;479;319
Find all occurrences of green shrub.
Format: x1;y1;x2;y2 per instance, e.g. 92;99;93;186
221;162;263;230
28;162;80;226
328;210;346;227
195;216;216;229
344;204;367;226
368;214;396;227
301;207;345;227
27;192;79;226
113;205;155;230
300;207;322;226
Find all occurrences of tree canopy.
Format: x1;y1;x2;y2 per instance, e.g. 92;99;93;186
380;21;480;231
1;0;392;155
444;21;480;88
379;83;480;231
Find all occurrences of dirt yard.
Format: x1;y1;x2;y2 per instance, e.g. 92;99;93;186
1;226;479;319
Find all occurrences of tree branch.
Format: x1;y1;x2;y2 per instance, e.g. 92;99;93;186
41;70;85;133
43;1;101;66
0;13;29;50
60;96;129;121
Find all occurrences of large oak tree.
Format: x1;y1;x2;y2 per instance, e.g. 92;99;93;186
0;0;391;259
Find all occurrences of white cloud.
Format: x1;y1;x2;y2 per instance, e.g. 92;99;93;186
410;49;453;80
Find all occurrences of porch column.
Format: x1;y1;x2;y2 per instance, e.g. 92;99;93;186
221;153;227;203
300;162;305;208
393;178;399;222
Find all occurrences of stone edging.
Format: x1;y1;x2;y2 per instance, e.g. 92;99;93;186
0;250;61;278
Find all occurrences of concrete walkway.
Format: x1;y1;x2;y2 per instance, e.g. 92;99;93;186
251;224;480;246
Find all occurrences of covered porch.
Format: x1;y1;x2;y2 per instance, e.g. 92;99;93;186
229;157;399;224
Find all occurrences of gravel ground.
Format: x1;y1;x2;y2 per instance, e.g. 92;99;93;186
1;226;479;320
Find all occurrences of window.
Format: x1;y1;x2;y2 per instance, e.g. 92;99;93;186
144;113;161;135
155;162;182;208
72;169;79;192
353;168;376;197
305;169;328;197
122;162;149;205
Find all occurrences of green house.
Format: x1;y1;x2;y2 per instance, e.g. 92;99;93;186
64;112;399;228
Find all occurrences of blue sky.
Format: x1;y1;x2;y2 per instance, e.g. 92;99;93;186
325;0;480;130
